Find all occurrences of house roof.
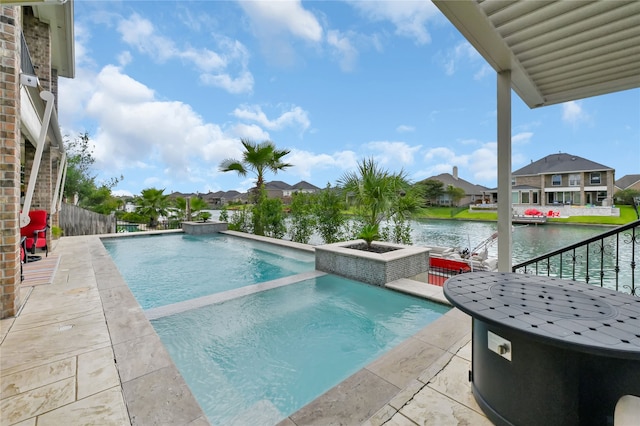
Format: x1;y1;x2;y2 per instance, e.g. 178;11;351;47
513;184;540;191
433;0;640;109
168;192;193;198
513;153;613;176
222;190;242;198
292;180;320;191
615;174;640;189
423;173;489;195
264;181;293;190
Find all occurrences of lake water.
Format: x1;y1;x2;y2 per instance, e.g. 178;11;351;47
205;209;609;263
408;219;609;265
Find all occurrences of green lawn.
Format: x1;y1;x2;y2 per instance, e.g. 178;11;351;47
414;205;638;226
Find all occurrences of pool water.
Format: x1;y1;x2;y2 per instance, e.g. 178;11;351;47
102;233;315;309
152;274;449;425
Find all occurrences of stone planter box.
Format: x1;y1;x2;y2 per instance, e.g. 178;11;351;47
181;221;228;235
315;240;430;286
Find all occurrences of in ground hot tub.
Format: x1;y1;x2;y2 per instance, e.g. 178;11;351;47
444;272;640;426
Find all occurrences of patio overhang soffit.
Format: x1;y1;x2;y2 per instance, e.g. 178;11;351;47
7;0;75;78
433;0;640;108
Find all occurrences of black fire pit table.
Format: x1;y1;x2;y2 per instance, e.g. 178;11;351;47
444;272;640;426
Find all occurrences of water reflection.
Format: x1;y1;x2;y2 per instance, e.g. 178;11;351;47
410;219;606;265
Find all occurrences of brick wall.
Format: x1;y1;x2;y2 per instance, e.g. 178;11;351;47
0;6;22;318
1;6;59;319
23;9;51;92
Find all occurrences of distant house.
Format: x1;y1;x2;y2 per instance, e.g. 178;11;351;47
421;167;490;206
263;181;294;199
512;153;615;207
200;191;222;206
292;181;321;194
168;191;195;201
615;174;640;192
220;190;246;204
262;180;320;203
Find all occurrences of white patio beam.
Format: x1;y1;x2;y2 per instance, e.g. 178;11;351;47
20;91;55;227
51;152;66;214
497;71;513;272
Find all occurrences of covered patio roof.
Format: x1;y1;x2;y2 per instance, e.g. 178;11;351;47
433;0;640;108
432;0;640;271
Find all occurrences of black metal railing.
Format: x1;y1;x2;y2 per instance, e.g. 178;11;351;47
512;219;640;296
115;217;182;233
428;264;470;286
21;32;36;76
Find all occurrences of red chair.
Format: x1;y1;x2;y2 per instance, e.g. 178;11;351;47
20;210;49;257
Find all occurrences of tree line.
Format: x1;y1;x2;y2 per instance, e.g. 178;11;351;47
64;132;639;241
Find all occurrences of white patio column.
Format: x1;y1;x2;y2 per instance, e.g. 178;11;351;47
497;70;512;272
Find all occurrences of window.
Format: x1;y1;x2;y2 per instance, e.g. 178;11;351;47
512;192;519;204
511;177;516;186
590;172;601;184
552;175;562;186
521;192;529;203
532;192;538;204
569;174;581;186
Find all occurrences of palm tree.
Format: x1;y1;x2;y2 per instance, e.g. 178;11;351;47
338;158;412;231
135;188;170;228
220;139;292;236
174;196;209;221
219;139;292;197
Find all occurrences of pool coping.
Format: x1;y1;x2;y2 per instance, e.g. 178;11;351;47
3;230;468;425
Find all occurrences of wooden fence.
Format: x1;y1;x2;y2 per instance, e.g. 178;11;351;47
59;203;116;236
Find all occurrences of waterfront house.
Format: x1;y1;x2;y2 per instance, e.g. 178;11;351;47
512;153;615;207
292;180;321;194
420;166;492;207
262;180;320;203
615;174;640;192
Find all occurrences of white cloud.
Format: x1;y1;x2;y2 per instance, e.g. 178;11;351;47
238;0;323;42
200;71;255;94
82;65;239;181
396;124;415;133
512;132;533;145
232;105;310;132
365;141;421;166
238;0;323;66
286;149;359;180
441;41;481;76
229;123;271;142
117;51;132;67
562;101;591;127
327;30;358;72
468;143;497;182
424;147;466;164
117;13;253;94
348;0;438;44
419;143;498;185
473;63;493;80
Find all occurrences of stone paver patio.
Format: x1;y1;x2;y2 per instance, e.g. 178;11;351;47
1;232;489;425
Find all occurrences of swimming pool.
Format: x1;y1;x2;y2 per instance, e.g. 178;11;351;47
104;232;448;424
102;233;315;309
152;274;449;425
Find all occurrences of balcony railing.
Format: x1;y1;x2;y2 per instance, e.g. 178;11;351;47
512;219;640;296
20;31;36;76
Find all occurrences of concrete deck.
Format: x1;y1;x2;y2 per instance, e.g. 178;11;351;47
1;233;490;425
